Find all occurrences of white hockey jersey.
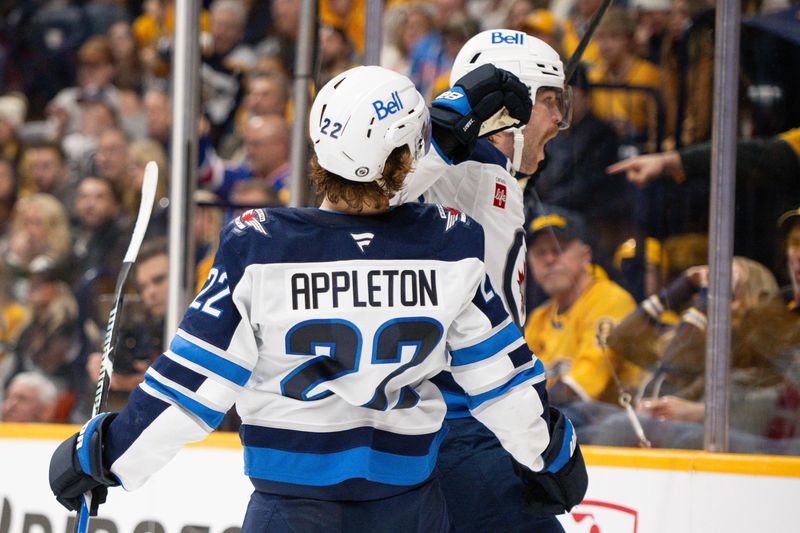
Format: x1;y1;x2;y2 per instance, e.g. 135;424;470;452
396;140;528;328
102;203;551;501
395;142;531;419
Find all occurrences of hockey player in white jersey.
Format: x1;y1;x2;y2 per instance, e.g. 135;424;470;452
398;31;579;532
49;64;586;532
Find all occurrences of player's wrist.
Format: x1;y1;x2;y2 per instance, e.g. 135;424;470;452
429;119;475;164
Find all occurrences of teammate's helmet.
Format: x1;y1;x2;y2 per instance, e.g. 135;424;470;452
310;66;431;183
449;30;570;130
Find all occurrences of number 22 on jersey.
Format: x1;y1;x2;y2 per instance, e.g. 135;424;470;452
191;267;230;318
281;317;443;411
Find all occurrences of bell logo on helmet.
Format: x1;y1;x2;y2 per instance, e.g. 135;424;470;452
372;91;404;120
490;31;524;45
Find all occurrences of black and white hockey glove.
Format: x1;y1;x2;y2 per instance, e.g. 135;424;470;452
49;413;120;514
514;407;588;516
430;64;532;163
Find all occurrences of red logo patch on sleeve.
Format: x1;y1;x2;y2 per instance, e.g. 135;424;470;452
493;182;507;209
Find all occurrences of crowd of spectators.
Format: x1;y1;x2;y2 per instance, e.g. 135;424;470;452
0;0;798;455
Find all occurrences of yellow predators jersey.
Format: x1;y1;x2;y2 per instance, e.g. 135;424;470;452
588;58;661;133
524;276;641;403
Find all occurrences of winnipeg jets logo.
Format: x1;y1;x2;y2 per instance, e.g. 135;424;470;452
233;209;268;236
351;232;374;252
437;205;468;232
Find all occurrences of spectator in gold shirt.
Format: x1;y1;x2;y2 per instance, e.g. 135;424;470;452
523;208;643;406
588;8;661;151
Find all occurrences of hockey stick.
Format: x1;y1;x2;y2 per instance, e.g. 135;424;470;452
73;161;159;533
564;0;615;82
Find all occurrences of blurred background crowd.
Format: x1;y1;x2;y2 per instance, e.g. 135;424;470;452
0;0;798;456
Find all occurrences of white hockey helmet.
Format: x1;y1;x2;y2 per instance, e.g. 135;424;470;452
449;30;570;131
310;66;431;183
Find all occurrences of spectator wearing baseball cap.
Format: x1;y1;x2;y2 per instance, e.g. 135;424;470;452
519;9;561;52
613;236;668;301
523;206;644;410
761;207;800;447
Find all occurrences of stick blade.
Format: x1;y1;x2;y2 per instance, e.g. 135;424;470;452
123;161;159;263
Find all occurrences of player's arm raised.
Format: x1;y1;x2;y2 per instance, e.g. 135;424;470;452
430;63;531;164
396;65;532;203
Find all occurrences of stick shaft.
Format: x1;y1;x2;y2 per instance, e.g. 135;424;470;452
75;162;159;533
564;0;615;82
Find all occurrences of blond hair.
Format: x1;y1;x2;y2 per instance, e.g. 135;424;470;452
124;139;169;217
10;193;71;263
732;256;779;310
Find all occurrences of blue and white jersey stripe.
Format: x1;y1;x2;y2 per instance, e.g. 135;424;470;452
450;320;522;366
140;372;226;430
171;330;253;386
241;424;447;488
466;361;546;412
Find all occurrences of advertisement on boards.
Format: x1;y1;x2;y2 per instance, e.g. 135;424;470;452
2;434;800;533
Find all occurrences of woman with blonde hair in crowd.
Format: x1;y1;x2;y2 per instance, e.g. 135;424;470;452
584;256;800;452
379;3;434;78
10;264;83;422
1;193;71;299
610;256;782;399
125;139;170;235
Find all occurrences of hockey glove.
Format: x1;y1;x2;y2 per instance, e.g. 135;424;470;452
430;64;532;163
49;413;120;514
515;407;588;516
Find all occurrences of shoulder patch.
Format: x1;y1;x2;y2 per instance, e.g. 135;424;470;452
233;208;269;236
595;317;615;349
436;204;469;232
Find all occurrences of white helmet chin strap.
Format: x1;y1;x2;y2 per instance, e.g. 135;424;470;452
511;126;525;175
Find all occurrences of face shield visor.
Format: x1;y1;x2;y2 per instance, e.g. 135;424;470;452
535;85;572;130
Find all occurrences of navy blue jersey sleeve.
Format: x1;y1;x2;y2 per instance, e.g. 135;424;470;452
103;221;259;490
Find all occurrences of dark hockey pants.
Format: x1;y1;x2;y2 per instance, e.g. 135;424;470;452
241;477;451;532
436;416;566;533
